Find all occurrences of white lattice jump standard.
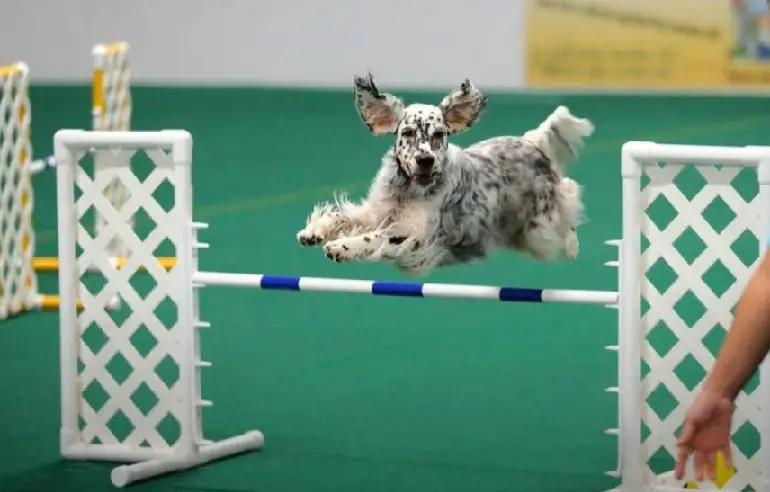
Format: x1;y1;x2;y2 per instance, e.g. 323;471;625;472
54;130;263;488
619;141;770;492
52;128;770;491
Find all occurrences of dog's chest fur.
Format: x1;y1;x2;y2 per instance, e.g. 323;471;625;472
375;136;560;269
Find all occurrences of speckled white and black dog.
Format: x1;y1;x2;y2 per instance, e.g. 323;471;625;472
296;73;594;275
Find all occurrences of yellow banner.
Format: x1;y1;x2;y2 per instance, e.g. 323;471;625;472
525;0;770;88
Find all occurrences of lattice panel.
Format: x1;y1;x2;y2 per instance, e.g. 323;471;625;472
73;147;182;450
95;45;131;133
640;162;762;490
94;43;133;258
0;64;37;320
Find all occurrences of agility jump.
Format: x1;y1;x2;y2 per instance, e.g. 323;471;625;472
0;42;174;320
50;128;770;491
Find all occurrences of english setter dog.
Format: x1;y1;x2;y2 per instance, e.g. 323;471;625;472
296;73;594;276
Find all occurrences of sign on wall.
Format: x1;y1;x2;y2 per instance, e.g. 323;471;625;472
525;0;770;89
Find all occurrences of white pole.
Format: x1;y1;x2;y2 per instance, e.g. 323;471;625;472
50;129;190;149
754;150;770;492
192;271;619;305
619;142;644;490
624;142;769;166
54;132;80;454
171;132;197;457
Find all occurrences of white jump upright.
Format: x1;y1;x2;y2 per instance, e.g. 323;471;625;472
618;142;770;492
52;127;770;491
53;130;263;488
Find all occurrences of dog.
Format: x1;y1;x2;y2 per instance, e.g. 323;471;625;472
296;73;594;276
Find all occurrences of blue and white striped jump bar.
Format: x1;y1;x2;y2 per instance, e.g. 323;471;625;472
193;272;619;305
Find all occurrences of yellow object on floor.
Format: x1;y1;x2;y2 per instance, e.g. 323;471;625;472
685;452;735;489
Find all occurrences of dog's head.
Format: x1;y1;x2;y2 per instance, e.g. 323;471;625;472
353;73;487;187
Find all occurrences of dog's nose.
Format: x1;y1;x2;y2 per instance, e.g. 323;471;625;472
416;156;435;169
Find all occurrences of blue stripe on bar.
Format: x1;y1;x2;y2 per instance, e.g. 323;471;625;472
371;281;424;297
260;275;301;291
498;287;543;302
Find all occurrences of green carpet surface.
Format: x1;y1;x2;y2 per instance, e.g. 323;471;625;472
1;86;769;492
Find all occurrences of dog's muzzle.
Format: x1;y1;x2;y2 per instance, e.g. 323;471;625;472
416;155;435;169
413;155;435;185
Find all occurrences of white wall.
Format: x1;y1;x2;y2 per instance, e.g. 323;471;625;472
2;0;526;89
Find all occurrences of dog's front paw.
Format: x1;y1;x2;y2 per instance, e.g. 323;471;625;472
323;239;357;263
297;226;327;247
324;240;353;263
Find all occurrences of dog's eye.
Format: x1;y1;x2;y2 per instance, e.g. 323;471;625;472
401;129;416;138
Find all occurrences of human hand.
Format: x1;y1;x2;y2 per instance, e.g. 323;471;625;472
675;390;734;481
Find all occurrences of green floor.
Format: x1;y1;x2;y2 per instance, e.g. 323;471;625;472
2;86;770;492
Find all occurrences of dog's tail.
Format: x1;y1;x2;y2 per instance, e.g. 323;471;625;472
522;105;594;171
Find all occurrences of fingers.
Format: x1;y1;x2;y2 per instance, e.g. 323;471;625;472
722;446;733;470
693;451;706;481
685;450;728;483
675;421;696;479
706;451;717;481
675;444;691;479
677;421;695;446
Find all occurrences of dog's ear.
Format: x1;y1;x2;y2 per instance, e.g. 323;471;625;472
439;79;487;134
353;73;405;135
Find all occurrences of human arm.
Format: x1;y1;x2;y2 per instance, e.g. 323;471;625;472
701;248;770;401
675;248;770;480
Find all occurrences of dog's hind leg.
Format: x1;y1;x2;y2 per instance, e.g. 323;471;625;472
563;228;579;260
559;177;583;226
518;219;567;261
518;187;582;261
559;177;583;260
